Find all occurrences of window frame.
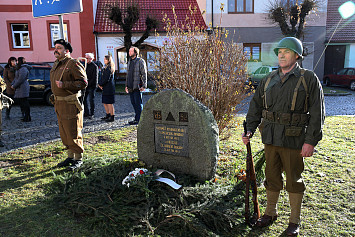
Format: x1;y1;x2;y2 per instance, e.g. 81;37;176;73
7;20;33;51
243;43;261;62
46;20;71;50
228;0;254;14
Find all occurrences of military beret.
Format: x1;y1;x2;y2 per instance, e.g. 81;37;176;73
54;39;73;53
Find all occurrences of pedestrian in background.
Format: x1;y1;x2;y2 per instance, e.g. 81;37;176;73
50;39;88;170
11;57;31;122
83;53;98;119
98;55;115;122
242;37;324;236
3;57;17;119
125;46;147;125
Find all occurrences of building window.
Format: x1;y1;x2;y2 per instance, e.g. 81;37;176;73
228;0;254;13
50;23;68;47
11;24;30;48
47;21;70;50
244;43;261;61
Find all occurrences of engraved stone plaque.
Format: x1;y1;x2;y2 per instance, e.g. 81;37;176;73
138;89;219;181
155;124;188;157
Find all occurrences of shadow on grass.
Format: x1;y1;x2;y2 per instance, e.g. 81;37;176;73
0;168;56;192
33;157;271;236
0;197;95;237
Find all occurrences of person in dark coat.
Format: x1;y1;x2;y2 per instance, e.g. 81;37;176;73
11;57;31;122
3;57;17;119
98;55;115;122
83;53;98;119
125;46;147;125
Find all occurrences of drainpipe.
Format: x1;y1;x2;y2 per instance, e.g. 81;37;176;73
211;0;214;28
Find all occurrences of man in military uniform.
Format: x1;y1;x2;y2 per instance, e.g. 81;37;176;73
242;37;324;236
50;39;88;170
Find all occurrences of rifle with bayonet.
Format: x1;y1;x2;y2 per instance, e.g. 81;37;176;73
243;120;260;225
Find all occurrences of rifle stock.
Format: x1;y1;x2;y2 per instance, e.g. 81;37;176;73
243;121;260;225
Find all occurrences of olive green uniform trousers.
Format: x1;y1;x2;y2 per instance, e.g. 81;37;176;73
264;144;305;193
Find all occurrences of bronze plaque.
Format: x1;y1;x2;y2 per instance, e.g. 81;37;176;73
155;124;189;157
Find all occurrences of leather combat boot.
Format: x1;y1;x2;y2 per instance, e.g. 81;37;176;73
68;160;83;171
256;214;277;228
57;158;74;167
286;222;299;236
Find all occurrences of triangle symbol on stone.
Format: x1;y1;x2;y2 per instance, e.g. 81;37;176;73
166;112;175;121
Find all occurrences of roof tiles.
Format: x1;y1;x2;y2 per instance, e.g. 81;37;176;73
326;0;355;43
94;0;206;33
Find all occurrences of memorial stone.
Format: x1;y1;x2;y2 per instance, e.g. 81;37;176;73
137;89;219;181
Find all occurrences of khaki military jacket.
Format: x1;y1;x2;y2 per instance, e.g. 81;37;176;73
50;56;87;96
246;63;325;150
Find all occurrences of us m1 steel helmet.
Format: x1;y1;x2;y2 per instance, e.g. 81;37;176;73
274;37;303;59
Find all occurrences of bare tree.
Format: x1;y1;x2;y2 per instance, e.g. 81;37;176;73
108;1;159;60
268;0;320;39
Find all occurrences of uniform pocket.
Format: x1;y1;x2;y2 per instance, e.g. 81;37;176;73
285;126;303;136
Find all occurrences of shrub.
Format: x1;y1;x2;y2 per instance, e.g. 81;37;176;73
153;6;250;133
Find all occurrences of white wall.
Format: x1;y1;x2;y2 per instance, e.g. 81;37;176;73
346;44;355;67
96;35;167;67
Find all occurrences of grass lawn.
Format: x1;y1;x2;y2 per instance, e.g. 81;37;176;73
322;87;352;95
0;116;354;236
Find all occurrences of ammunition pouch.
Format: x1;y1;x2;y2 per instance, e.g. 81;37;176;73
54;91;83;111
262;110;309;126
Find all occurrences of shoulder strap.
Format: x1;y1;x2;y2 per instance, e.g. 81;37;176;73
263;70;278;110
58;59;75;95
290;69;308;112
58;59;71;82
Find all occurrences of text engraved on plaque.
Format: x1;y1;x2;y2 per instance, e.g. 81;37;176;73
155;124;189;157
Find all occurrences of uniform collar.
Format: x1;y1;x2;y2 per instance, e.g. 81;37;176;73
278;63;301;80
56;55;72;64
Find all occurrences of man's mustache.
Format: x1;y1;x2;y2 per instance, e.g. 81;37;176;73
54;51;60;55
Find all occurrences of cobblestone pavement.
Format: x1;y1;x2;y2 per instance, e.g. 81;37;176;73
0;93;153;153
0;88;354;154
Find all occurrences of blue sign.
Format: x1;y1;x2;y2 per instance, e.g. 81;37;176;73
32;0;83;18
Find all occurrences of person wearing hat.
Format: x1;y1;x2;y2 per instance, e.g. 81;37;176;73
50;39;88;171
242;37;324;236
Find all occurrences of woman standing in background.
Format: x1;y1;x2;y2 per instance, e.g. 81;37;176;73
3;57;17;119
98;55;116;122
11;57;31;122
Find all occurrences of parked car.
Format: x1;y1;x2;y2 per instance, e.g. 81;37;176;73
28;65;53;105
323;68;355;91
247;66;278;86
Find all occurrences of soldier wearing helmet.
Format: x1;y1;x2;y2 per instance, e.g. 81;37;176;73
242;37;325;236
